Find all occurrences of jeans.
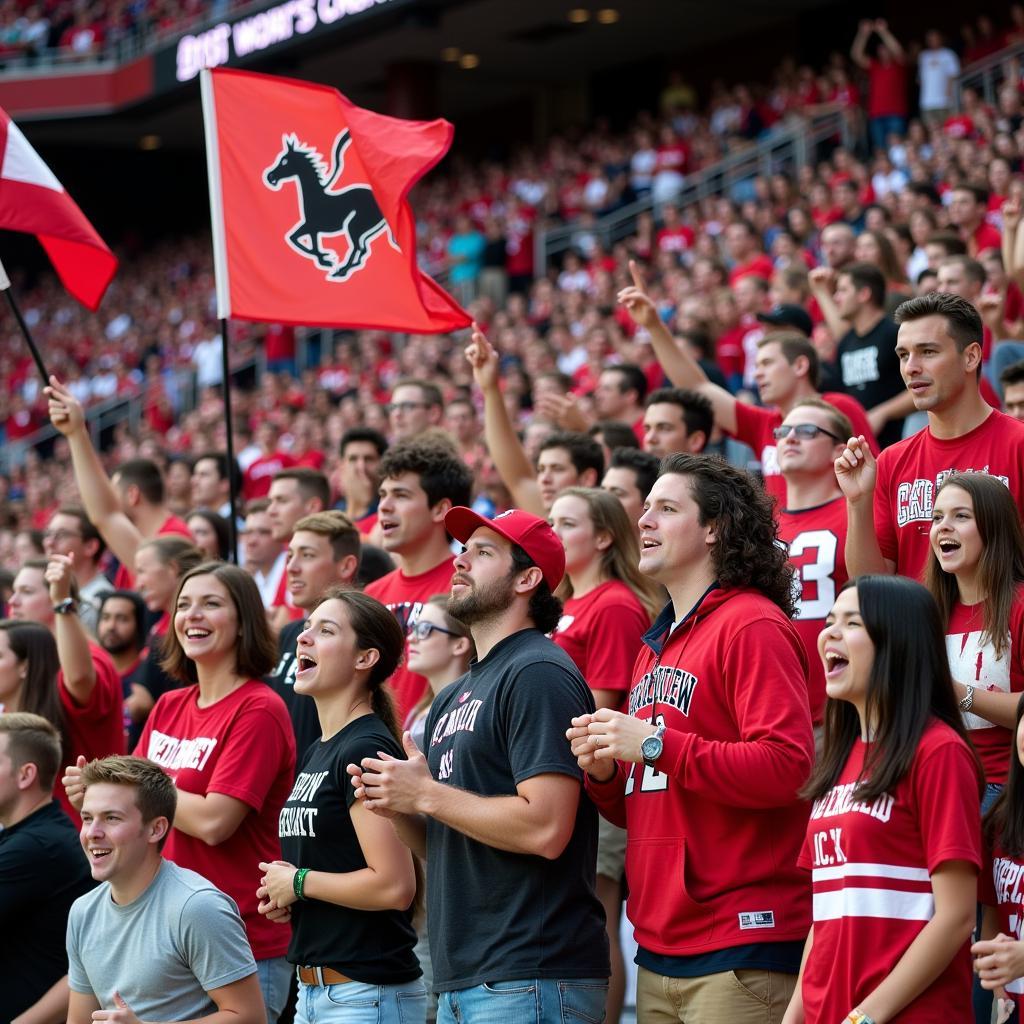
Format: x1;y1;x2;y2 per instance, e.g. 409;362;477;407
296;979;426;1024
257;956;295;1024
869;114;906;152
436;978;607;1024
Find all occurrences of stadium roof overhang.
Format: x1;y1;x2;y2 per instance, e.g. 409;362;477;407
6;0;840;149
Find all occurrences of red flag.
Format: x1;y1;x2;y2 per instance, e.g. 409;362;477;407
202;68;470;332
0;107;116;310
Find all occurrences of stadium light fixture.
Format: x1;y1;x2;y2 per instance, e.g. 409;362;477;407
441;46;461;61
597;8;619;23
459;53;479;69
568;9;590;22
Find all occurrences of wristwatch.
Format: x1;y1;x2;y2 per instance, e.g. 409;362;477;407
959;684;975;714
640;725;666;768
53;598;78;616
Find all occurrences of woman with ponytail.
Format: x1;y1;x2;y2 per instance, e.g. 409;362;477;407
257;586;425;1024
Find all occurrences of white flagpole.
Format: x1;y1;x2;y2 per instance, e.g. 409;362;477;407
200;69;231;321
199;69;239;562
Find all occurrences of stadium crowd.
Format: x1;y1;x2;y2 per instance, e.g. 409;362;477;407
10;10;1024;1024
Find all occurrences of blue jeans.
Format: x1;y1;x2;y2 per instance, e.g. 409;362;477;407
257;956;294;1024
869;115;906;152
296;979;426;1024
436;979;607;1023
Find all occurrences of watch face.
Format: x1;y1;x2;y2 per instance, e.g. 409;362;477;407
641;735;662;759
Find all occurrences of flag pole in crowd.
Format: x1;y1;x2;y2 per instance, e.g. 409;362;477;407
200;70;240;563
0;257;50;384
0;105;117;386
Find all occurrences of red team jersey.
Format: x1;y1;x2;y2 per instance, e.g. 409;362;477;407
943;589;1024;784
731;394;878;505
777;497;849;724
586;587;813;957
551;580;651;711
799;721;981;1023
874;411;1024;579
365;557;456;721
56;642;126;818
980;839;1024;1011
135;680;296;960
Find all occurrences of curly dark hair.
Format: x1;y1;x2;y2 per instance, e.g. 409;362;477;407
379;436;474;510
658;453;796;617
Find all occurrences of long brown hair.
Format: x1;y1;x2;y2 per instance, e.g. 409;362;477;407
0;620;68;762
924;473;1024;660
161;562;277;684
554;486;662;620
309;587;407;745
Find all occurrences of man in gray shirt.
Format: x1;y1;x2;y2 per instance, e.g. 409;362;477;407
66;756;264;1024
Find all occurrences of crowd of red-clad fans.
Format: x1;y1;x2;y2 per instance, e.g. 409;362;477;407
10;10;1024;1024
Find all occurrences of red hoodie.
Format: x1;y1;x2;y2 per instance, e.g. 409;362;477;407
586;585;814;958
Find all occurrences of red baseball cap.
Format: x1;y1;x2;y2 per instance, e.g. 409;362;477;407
444;507;566;589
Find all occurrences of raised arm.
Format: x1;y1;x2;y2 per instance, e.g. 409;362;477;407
47;554;96;705
466;324;546;517
807;267;848;346
873;18;905;61
836;435;895;576
45;377;142;569
850;19;873;69
618;260;740;434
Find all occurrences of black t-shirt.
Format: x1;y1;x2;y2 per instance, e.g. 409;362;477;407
835;316;905;447
265;618;321;767
279;714;420;984
423;628;609;991
0;802;95;1019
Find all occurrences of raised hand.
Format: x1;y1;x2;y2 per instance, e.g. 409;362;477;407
464;321;500;393
44;376;86;437
62;754;88;811
616;259;661;331
834;435;877;505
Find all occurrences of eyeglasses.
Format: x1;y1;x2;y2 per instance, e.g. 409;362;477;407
43;529;83;542
772;423;843;442
409;621;462;641
389;401;430;415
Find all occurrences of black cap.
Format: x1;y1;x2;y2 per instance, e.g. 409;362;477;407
756;304;813;337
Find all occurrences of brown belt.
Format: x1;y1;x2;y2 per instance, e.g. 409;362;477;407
297;966;354;987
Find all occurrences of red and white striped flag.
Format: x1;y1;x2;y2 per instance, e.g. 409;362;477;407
0;107;116;309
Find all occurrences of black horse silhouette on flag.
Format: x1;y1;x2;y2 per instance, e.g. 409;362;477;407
263;130;400;281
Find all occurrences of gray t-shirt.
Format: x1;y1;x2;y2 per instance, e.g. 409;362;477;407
67;860;256;1018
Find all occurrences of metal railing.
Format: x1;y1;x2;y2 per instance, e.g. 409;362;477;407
535;107;854;271
1;355;259;474
956;40;1024;106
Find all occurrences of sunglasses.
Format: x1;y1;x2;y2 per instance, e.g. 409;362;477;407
408;621;462;641
772;423;843;442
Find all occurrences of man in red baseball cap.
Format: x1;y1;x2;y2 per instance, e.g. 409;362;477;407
351;506;611;1021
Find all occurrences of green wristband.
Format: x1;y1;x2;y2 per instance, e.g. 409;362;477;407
293;867;310;901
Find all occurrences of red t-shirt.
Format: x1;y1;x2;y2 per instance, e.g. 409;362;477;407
656;226;695;255
867;59;907;118
364;557;456;721
551;581;651;711
970;221;1003;257
730;393;879;505
715;324;747;380
56;641;126;818
799;721;980;1024
243;451;298;501
728;253;774;286
777;497;849;725
113;515;194;591
874;411;1024;579
980;840;1024;1010
944;590;1024;784
135;680;296;960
